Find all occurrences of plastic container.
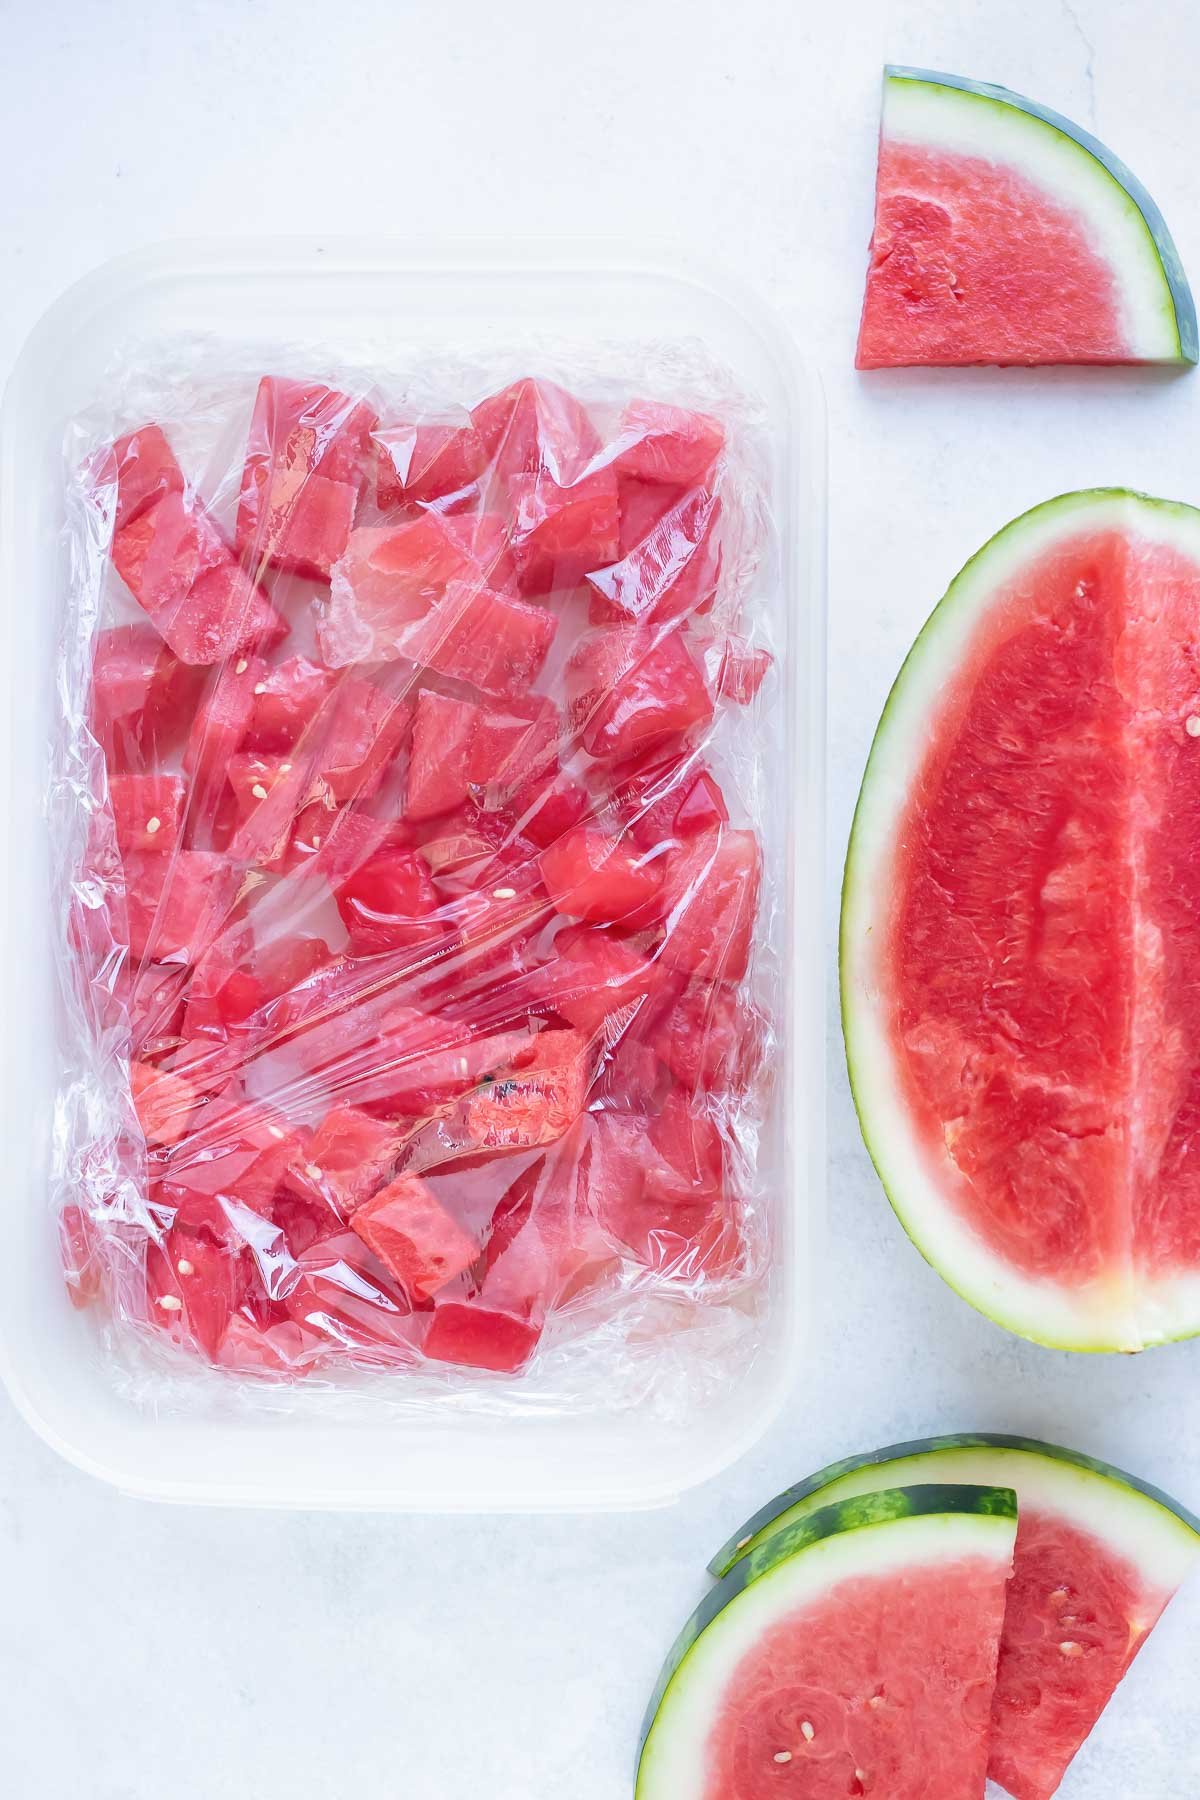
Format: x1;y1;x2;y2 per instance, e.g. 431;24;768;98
0;240;825;1509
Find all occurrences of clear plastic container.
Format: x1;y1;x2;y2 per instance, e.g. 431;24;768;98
0;241;825;1509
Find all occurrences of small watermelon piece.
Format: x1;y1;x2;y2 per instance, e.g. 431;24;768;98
858;67;1198;368
842;488;1200;1350
507;465;620;595
112;490;288;664
242;655;337;752
108;772;186;856
423;1300;542;1373
709;1435;1200;1800
586;485;721;626
539;826;663;925
565;625;714;760
123;848;241;963
351;1174;478;1299
236;376;376;579
470;377;601;485
638;1483;1018;1800
100;424;186;531
612;400;725;488
406;689;482;821
90;624;200;765
375;417;488;510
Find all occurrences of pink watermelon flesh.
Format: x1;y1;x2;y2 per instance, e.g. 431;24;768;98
991;1507;1173;1800
857;143;1127;367
704;1556;1009;1799
886;526;1200;1306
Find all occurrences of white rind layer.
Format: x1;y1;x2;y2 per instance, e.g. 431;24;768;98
841;489;1200;1351
749;1447;1200;1601
883;74;1183;362
637;1510;1015;1799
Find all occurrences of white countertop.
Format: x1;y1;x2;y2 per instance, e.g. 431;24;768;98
4;1;1200;1794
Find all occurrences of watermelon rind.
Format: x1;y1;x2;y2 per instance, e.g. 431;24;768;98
841;487;1200;1352
881;67;1197;364
636;1482;1017;1796
708;1432;1200;1579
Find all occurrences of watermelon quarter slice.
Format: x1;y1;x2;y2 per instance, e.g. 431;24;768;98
842;489;1200;1351
857;67;1197;367
709;1436;1200;1800
638;1483;1018;1800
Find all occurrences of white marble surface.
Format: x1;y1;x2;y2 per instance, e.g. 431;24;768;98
4;1;1200;1794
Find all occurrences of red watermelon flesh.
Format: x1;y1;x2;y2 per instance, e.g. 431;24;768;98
702;1557;1007;1799
991;1507;1175;1800
856;70;1196;368
858;146;1125;368
877;514;1200;1336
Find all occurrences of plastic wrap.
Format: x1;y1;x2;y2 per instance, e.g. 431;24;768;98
51;339;784;1425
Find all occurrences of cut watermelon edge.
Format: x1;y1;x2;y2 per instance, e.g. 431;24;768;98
707;1431;1200;1580
636;1484;1018;1797
841;487;1200;1352
875;66;1197;366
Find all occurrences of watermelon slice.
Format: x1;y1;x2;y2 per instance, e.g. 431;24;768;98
857;67;1197;368
708;1435;1200;1800
638;1483;1018;1800
842;488;1200;1350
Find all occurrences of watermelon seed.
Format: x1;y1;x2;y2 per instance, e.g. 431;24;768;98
493;887;517;899
1059;1640;1083;1657
157;1294;183;1312
1187;716;1200;737
254;682;267;694
772;1752;792;1765
736;1534;752;1550
1049;1587;1069;1603
146;816;162;834
235;659;249;675
800;1721;815;1741
305;1164;323;1181
281;762;293;773
251;783;269;800
176;1259;194;1276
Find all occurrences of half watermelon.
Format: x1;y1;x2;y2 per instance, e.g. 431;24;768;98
709;1435;1200;1800
638;1483;1017;1799
842;489;1200;1350
857;67;1197;367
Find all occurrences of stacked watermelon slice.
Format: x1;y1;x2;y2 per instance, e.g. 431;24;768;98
638;1435;1200;1799
62;372;774;1379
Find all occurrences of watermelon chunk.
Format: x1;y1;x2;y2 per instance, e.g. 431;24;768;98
100;423;186;531
566;626;713;760
842;488;1200;1350
375;418;488;510
539;827;663;925
470;377;600;485
857;67;1198;368
123;848;241;963
508;465;620;595
351;1174;478;1300
613;400;725;488
710;1435;1200;1800
406;690;482;821
112;490;288;664
638;1484;1018;1800
108;772;186;857
236;376;376;579
423;1300;542;1373
90;624;200;766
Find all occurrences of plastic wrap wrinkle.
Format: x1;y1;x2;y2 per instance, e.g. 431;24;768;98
50;335;784;1426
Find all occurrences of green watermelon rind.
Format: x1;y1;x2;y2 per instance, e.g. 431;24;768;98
708;1432;1200;1578
881;66;1197;364
841;486;1200;1353
637;1483;1017;1795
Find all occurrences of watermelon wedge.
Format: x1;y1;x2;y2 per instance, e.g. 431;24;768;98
709;1436;1200;1800
857;67;1197;367
638;1483;1018;1800
843;489;1200;1351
